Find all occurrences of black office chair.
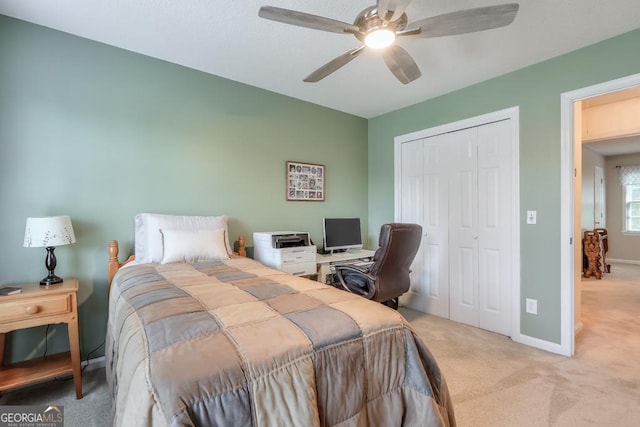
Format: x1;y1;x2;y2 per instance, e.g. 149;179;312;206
333;223;422;309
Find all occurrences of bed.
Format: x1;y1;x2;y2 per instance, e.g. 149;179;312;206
105;214;455;426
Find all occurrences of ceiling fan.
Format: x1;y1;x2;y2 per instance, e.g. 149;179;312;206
259;1;519;84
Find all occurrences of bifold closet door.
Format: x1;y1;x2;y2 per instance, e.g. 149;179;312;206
399;119;513;336
476;120;512;336
448;128;480;327
399;135;450;318
448;120;512;334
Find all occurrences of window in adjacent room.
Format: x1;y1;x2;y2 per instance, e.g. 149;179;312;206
620;165;640;233
625;184;640;232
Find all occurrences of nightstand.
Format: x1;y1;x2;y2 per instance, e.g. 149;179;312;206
0;278;82;399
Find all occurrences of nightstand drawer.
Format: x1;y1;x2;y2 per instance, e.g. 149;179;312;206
0;294;72;323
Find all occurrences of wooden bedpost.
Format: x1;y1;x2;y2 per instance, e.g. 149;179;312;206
108;240;135;293
108;240;120;288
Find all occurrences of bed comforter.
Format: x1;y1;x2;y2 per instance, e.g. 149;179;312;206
106;256;455;426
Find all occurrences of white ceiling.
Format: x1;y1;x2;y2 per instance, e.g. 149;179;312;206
584;136;640;156
1;0;640;118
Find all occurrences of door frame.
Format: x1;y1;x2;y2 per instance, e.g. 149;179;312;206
393;106;521;338
560;72;640;356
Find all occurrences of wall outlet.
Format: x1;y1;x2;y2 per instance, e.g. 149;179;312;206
526;298;538;315
527;210;537;224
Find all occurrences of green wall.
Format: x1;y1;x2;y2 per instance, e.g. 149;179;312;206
4;14;640;361
0;16;368;363
368;28;640;343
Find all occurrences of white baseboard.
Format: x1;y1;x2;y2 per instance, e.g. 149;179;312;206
607;258;640;265
82;355;105;371
511;333;569;356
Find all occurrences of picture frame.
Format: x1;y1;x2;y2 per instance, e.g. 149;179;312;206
286;161;325;201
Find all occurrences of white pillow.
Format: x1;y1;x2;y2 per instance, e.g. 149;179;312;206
160;228;230;264
134;213;232;263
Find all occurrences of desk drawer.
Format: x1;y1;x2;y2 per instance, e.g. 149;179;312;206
0;294;72;323
281;260;317;276
280;249;315;264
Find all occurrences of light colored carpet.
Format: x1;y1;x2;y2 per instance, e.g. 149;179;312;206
401;262;640;426
0;365;109;426
1;263;638;426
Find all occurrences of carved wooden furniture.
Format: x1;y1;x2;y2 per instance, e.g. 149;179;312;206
583;230;602;279
594;228;610;273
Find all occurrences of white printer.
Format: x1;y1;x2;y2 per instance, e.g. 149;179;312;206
253;231;317;276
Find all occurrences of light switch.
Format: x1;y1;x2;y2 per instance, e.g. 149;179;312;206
527;210;537;224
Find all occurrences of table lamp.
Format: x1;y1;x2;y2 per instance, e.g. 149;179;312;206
24;216;76;286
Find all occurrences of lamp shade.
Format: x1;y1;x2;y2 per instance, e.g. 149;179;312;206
24;216;76;248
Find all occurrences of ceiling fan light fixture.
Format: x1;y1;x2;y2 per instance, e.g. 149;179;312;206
364;28;395;49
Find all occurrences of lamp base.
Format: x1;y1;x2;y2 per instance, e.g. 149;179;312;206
41;246;64;287
40;275;63;287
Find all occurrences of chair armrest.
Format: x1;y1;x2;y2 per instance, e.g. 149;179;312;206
334;265;376;299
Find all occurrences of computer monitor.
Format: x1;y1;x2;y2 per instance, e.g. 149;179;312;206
322;218;363;254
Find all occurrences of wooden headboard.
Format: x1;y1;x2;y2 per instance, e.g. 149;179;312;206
107;235;247;292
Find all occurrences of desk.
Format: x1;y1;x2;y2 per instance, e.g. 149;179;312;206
316;249;377;284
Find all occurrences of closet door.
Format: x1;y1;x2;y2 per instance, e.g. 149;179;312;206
449;128;480;326
399;139;426;309
477;120;512;335
400;135;450;317
397;117;515;337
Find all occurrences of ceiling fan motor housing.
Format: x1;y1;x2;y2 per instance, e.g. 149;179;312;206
354;6;408;43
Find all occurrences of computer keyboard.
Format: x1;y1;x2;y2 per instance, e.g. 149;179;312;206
352;261;374;267
329;260;373;272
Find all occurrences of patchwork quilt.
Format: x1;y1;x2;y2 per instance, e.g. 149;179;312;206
106;256;455;426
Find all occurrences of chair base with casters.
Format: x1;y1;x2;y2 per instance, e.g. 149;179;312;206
332;223;423;309
382;298;399;310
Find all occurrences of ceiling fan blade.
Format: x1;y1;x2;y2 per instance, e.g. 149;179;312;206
304;46;366;82
404;3;519;39
259;6;359;34
382;45;421;84
377;0;413;22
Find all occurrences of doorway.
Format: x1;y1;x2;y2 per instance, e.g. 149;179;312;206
560;73;640;356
